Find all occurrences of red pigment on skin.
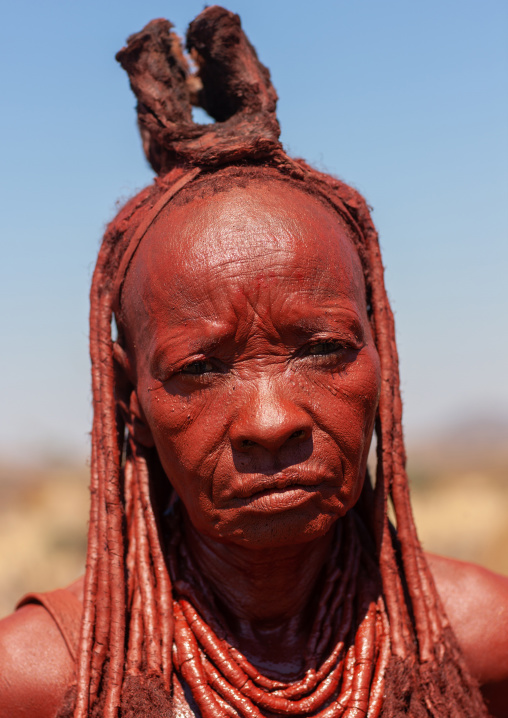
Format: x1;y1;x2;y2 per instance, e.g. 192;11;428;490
72;7;489;717
3;6;500;718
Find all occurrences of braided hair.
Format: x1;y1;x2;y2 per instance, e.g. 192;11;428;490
64;7;489;717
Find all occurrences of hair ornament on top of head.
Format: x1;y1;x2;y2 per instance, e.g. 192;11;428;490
112;4;367;310
116;5;285;175
68;6;490;717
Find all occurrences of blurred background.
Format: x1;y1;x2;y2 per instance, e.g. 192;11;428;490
1;0;507;617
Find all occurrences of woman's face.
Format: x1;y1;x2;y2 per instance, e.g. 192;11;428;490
122;179;381;549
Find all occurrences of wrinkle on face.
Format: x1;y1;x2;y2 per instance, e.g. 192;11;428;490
121;179;381;549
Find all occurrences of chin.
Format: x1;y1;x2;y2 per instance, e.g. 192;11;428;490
210;505;342;550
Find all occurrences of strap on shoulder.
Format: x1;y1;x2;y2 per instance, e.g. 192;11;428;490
16;587;82;663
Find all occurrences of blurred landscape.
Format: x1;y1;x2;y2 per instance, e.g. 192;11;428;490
1;415;507;618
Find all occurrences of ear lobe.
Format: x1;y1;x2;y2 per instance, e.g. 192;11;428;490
128;389;156;448
113;341;155;448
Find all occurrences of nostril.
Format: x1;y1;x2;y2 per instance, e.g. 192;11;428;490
290;430;306;440
241;439;256;449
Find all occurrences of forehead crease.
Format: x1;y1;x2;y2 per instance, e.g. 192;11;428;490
139;179;358;264
122;181;367;330
130;251;365;333
182;249;295;279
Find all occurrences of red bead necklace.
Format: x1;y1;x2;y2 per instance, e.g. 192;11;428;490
166;513;390;717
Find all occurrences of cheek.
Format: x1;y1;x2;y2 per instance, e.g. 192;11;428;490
139;391;225;530
137;378;232;483
309;348;380;491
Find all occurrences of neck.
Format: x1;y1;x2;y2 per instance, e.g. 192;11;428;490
180;512;338;676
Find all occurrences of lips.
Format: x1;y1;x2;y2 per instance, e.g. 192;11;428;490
237;485;332;513
223;466;338;504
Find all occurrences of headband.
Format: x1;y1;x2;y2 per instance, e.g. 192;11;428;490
113;167;201;310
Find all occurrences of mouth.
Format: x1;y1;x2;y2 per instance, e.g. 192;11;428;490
227;469;336;512
234;484;332;512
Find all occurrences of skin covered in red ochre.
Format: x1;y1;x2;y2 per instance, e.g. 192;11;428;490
120;178;381;677
118;178;508;710
121;180;380;547
0;178;507;718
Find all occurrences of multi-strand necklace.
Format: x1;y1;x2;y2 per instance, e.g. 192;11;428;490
166;512;390;717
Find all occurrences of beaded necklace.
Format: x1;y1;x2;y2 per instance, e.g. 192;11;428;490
166;513;390;717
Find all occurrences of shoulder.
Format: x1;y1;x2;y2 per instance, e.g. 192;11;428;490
427;552;508;716
427;552;508;683
0;581;82;718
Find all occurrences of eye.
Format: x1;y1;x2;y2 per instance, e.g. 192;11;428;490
308;341;345;356
180;360;215;375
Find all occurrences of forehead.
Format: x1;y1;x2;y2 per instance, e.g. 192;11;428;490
121;178;367;333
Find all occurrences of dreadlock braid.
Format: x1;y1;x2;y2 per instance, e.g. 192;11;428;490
68;6;489;717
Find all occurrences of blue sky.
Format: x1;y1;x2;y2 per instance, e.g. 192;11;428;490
1;0;507;461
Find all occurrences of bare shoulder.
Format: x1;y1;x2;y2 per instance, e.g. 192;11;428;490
427;552;508;716
427;552;508;682
0;603;75;718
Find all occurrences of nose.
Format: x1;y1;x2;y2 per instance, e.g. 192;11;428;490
229;379;312;454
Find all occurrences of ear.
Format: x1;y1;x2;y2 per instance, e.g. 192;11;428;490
113;342;155;448
127;390;156;448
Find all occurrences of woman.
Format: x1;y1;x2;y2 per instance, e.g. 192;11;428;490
1;7;507;717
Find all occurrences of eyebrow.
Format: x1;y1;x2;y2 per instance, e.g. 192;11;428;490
149;307;365;373
150;325;231;371
284;308;364;335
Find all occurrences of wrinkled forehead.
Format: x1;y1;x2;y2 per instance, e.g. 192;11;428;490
132;179;361;276
121;178;367;328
